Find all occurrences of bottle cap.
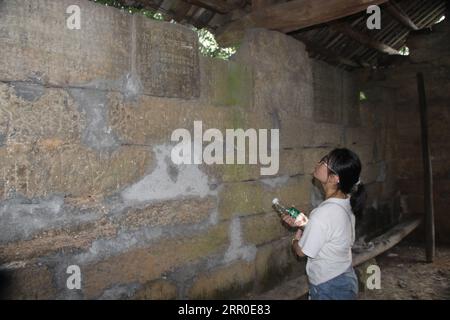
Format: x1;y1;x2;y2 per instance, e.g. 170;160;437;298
272;198;279;205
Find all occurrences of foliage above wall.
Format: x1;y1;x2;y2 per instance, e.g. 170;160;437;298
195;28;237;60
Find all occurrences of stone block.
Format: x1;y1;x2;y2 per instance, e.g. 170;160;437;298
310;123;343;147
135;17;200;98
241;212;291;246
186;260;255;299
108;93;235;145
254;238;305;293
279;117;315;149
342;72;360;127
312;60;343;124
200;57;253;108
0;83;83;145
0;263;56;299
132;279;177;300
0;0;132;87
201;147;303;184
0;218;116;262
0;143;152;199
121;196;216;230
345;127;377;147
302;147;332;176
218;176;311;221
82;222;229;298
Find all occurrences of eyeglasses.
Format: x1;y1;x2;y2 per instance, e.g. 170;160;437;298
318;155;338;176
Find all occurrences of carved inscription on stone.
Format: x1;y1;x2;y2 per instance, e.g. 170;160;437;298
136;20;200;99
0;0;131;86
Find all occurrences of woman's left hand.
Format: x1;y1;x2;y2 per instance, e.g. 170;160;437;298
294;229;303;241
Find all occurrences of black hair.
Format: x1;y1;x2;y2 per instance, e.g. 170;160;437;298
326;148;367;216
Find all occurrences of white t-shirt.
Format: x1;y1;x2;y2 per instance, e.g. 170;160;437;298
298;197;355;285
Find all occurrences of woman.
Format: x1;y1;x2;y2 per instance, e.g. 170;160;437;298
282;148;366;300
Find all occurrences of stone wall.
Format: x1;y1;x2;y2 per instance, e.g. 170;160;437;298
358;17;450;244
0;0;395;299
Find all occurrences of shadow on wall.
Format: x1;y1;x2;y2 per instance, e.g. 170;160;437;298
0;266;13;299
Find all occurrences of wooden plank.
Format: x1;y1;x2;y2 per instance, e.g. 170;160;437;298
216;0;389;46
386;1;419;30
252;0;277;11
352;217;422;266
248;217;422;300
416;72;435;263
171;0;193;21
183;0;238;14
331;22;401;55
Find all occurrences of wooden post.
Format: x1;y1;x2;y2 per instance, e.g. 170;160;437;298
417;72;435;263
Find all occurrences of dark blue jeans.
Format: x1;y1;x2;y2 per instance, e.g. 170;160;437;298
309;266;358;300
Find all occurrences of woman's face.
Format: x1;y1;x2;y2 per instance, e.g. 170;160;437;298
313;158;329;183
313;155;339;185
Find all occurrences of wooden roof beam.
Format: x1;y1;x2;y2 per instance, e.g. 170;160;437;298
386;1;419;30
171;0;193;22
252;0;278;11
215;0;389;47
183;0;239;14
331;22;401;55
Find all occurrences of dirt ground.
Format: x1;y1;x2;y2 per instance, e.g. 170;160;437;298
357;244;450;300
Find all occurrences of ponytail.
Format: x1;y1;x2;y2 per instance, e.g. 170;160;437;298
350;183;367;216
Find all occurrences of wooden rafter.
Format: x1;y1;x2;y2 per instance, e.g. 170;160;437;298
252;0;277;11
215;0;389;46
171;0;193;22
386;1;420;30
183;0;239;14
331;22;401;55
